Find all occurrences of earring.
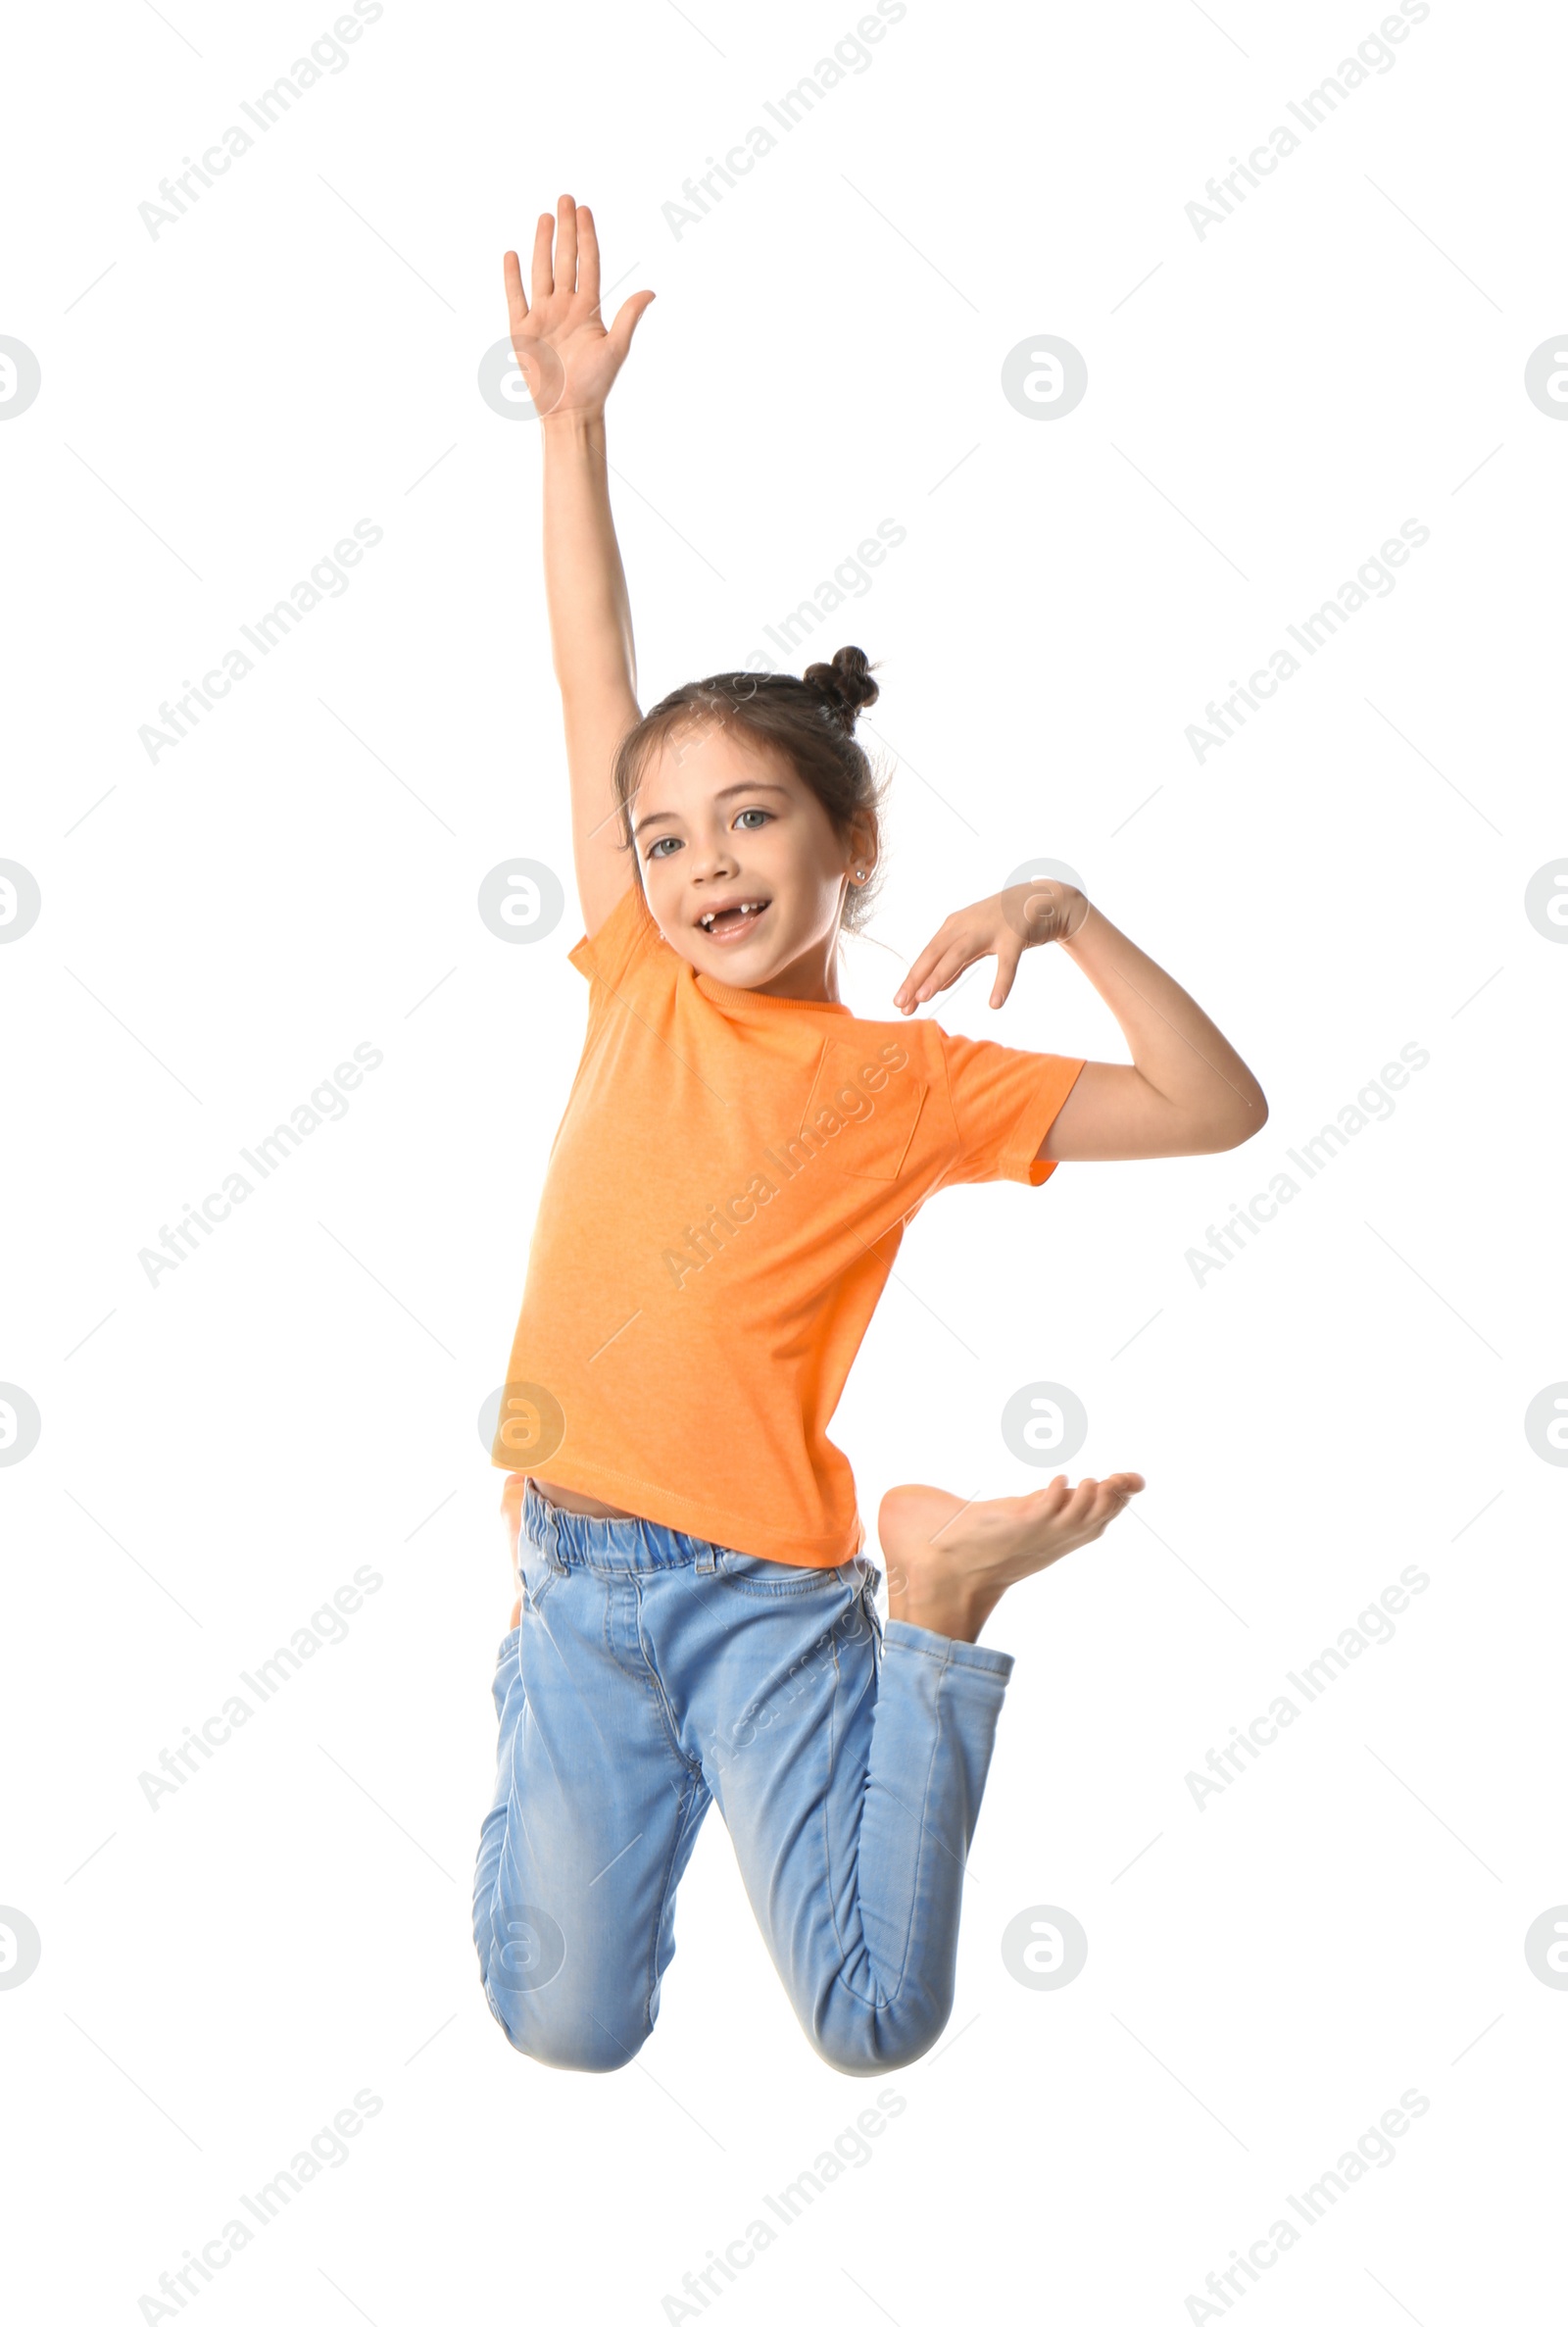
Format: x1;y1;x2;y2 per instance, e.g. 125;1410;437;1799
855;866;870;882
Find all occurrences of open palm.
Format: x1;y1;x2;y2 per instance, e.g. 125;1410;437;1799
503;194;654;421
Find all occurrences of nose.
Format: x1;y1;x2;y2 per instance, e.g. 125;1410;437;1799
688;833;741;884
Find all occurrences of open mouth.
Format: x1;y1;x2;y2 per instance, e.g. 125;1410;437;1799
696;900;770;941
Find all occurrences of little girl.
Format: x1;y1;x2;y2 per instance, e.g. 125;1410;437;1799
472;196;1267;2077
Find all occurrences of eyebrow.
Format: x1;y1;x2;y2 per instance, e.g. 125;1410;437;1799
634;781;794;836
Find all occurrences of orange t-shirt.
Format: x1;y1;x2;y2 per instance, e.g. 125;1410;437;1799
492;883;1085;1567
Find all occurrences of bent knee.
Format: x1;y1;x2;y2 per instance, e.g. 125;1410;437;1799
811;2035;935;2079
484;1985;648;2075
808;2008;948;2079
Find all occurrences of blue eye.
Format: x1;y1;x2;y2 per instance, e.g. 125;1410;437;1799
735;809;770;830
646;836;681;859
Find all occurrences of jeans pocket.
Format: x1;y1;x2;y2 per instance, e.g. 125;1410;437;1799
517;1531;558;1611
832;1560;882;1654
714;1551;841;1600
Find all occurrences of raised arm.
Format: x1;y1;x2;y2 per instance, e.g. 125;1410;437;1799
1035;893;1268;1160
893;879;1267;1161
504;195;656;934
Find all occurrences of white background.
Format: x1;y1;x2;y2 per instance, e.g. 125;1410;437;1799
4;1;1565;2320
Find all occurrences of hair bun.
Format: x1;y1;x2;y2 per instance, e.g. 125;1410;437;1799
802;646;879;731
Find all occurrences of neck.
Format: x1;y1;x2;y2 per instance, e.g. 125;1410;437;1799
749;933;840;1003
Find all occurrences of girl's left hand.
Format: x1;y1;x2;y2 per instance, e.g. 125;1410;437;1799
893;881;1090;1014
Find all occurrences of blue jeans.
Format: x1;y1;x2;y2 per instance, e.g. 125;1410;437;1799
471;1480;1015;2077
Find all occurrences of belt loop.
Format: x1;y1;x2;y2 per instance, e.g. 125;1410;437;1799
695;1544;716;1576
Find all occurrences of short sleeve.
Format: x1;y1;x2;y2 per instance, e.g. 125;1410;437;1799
567;881;662;1002
938;1033;1086;1187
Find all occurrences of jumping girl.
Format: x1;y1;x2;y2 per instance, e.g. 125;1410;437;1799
472;195;1267;2077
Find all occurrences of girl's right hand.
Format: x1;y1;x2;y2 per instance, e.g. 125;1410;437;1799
504;194;655;422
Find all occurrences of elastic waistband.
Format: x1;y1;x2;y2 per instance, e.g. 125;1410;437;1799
519;1476;725;1570
517;1476;875;1589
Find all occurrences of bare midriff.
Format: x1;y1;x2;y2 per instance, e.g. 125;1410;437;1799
531;1475;637;1520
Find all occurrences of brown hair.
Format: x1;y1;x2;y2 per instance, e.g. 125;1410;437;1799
611;646;887;931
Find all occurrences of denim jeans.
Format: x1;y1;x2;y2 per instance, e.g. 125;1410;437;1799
472;1479;1015;2076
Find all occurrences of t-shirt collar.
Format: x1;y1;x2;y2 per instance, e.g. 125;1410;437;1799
694;966;853;1015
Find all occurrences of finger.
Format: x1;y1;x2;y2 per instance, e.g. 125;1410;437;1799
909;944;975;1005
892;929;948;1011
898;939;970;1010
607;288;656;362
577;202;602;315
557;192;578;293
529;210;555;307
893;916;964;1009
988;940;1023;1010
502;248;529;331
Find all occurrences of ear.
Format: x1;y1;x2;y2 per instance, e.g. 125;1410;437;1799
844;808;880;882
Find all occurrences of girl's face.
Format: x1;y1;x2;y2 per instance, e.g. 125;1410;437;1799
630;718;870;1001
